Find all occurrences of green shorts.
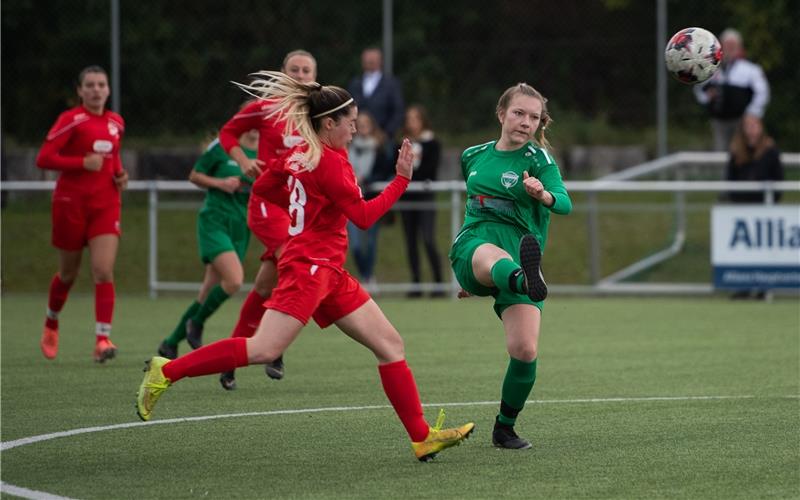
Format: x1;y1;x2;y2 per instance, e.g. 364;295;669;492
449;221;544;318
197;210;250;264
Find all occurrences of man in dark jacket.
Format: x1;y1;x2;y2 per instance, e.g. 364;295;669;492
348;47;405;166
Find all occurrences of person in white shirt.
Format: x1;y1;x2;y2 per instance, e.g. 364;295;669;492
693;28;770;151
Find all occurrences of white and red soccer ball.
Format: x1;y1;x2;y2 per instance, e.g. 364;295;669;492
664;27;722;84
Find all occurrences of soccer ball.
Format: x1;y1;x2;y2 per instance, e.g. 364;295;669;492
664;27;722;84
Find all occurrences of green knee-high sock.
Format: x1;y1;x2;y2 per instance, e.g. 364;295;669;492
490;259;525;295
190;285;231;326
164;301;201;346
497;357;538;427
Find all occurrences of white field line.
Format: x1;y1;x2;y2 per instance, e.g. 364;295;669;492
0;482;74;500
5;394;799;452
1;394;797;500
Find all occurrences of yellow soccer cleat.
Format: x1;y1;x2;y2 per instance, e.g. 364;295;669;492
411;409;475;462
136;356;172;421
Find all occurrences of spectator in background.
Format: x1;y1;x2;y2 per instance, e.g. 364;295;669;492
347;111;388;291
726;114;783;301
399;105;444;297
693;28;770;151
726;114;783;204
36;65;129;363
347;47;404;158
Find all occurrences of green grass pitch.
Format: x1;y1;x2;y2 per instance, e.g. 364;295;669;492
1;294;798;498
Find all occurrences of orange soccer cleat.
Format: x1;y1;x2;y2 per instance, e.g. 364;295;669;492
93;337;118;363
40;326;59;360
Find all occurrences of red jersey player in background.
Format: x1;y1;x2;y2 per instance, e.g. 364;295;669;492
208;50;317;389
137;73;474;462
36;65;128;363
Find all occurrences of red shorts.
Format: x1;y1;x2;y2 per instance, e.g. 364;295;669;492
51;190;121;250
265;260;370;328
248;197;290;262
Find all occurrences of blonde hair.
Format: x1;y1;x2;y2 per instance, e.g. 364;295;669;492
496;83;552;151
234;71;354;170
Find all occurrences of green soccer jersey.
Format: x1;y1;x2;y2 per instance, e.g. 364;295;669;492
458;140;571;251
193;139;256;220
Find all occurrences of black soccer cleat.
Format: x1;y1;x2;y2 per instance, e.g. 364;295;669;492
157;340;178;360
219;371;237;391
518;234;547;302
185;318;204;350
265;355;285;380
492;419;532;450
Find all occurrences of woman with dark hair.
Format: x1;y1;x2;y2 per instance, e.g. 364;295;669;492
36;65;128;363
725;114;784;300
137;72;473;462
400;104;443;297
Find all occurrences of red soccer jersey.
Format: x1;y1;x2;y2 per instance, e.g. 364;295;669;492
219;99;296;226
36;105;124;198
253;145;409;270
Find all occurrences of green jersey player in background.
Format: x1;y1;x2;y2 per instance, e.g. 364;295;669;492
449;83;572;450
157;130;258;359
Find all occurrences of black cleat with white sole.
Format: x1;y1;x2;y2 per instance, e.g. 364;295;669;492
185;318;204;350
265;355;284;380
492;419;532;450
219;371;237;391
157;341;178;360
518;234;547;302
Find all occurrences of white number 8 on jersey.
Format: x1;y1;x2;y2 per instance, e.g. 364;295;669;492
287;176;307;236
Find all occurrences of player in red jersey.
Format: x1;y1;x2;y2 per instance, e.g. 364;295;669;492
210;50;317;389
137;72;474;461
36;66;128;363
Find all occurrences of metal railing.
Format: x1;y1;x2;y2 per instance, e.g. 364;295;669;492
3;151;799;297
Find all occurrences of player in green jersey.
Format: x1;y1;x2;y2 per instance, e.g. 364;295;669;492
157;130;258;358
449;83;572;450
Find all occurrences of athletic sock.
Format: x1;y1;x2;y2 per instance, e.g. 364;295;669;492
378;360;430;442
497;357;538;427
46;274;73;330
95;281;115;325
95;323;112;339
164;301;201;346
162;337;249;383
231;290;267;338
490;259;525;295
190;285;230;326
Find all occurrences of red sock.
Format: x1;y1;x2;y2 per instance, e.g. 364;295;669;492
378;360;430;442
95;282;115;324
163;337;249;383
230;290;267;338
46;274;73;329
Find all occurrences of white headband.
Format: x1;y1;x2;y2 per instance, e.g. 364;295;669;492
311;98;354;119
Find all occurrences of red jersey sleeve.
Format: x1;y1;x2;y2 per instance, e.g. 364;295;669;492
219;101;266;153
36;111;87;171
321;154;409;230
252;158;290;207
109;113;125;174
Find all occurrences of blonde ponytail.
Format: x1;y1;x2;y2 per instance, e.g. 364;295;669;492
234;71;354;171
